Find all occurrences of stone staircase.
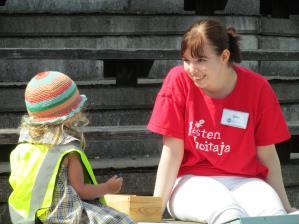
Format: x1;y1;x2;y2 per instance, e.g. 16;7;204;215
0;0;299;223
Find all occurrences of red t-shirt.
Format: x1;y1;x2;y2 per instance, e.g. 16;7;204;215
147;65;290;179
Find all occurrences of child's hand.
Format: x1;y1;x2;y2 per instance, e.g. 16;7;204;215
105;175;123;194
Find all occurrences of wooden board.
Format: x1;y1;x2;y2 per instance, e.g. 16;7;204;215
105;194;162;222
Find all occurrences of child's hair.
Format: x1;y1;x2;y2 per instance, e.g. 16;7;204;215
181;19;242;63
20;112;89;147
22;71;88;147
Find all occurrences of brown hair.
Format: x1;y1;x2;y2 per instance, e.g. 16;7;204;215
181;19;242;63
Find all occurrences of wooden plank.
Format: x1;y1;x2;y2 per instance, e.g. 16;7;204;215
0;48;298;61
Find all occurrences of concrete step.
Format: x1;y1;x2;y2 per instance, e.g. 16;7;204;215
2;101;299;129
0;0;260;16
261;17;299;37
0;48;297;83
0;80;160;112
1;102;299;130
0;109;152;128
0;122;298;158
0;59;298;82
1;160;299;204
0;0;188;14
0;15;260;36
0;34;258;50
0;125;155;145
0;15;298;37
1;48;298;61
1;77;299;112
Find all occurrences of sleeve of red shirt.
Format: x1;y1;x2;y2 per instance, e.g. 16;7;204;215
147;67;185;139
254;81;291;146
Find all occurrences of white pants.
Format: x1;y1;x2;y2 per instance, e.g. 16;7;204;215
167;175;286;224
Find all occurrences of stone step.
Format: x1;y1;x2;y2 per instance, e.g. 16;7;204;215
0;77;299;113
1;161;299;204
0;60;298;82
0;124;297;166
1;48;298;61
0;80;160;112
0;15;261;36
0;15;298;36
0;49;297;83
0;0;188;14
1;102;299;129
0;0;260;16
0;34;258;50
0;125;154;145
1;121;299;142
0;126;162;171
261;17;299;37
2;101;299;129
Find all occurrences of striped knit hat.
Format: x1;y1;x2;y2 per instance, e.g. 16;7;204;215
24;71;87;125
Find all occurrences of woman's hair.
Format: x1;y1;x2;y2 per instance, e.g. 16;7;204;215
181;19;242;63
20;112;89;148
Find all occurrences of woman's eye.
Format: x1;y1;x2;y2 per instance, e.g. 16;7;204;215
196;58;206;63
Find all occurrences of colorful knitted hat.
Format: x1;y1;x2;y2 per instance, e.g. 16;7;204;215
24;71;87;125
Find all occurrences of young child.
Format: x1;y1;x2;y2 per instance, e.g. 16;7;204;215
8;71;135;224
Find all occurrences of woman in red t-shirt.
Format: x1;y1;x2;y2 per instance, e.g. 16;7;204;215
147;19;298;223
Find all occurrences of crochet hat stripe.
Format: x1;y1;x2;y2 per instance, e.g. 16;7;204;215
27;71;62;88
25;82;77;112
25;78;73;104
26;95;87;125
24;71;87;124
29;93;82;120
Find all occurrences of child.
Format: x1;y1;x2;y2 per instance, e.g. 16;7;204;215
8;71;135;224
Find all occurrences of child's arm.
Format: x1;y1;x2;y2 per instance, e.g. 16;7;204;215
66;153;123;200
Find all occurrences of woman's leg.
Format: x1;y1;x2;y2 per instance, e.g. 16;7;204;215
168;175;248;224
230;177;286;216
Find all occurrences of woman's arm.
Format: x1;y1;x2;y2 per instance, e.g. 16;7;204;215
257;144;298;213
66;153;123;200
154;136;184;211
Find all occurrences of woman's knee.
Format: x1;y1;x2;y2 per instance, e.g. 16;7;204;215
231;178;287;216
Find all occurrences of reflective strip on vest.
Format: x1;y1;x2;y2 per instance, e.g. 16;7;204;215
9;142;81;224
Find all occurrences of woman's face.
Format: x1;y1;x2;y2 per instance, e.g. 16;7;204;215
182;43;227;91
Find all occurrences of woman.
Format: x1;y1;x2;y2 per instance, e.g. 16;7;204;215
147;19;297;224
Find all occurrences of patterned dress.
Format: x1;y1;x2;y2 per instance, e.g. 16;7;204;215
39;165;134;224
19;127;135;224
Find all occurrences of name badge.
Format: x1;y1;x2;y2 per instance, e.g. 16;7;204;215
221;108;249;129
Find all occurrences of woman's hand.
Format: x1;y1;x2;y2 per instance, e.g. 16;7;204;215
105;175;123;194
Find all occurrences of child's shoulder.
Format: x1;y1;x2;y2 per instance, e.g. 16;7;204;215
12;143;50;156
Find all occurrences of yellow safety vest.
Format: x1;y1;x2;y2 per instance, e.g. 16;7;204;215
8;142;106;224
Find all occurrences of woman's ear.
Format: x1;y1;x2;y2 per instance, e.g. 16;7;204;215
221;49;230;63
